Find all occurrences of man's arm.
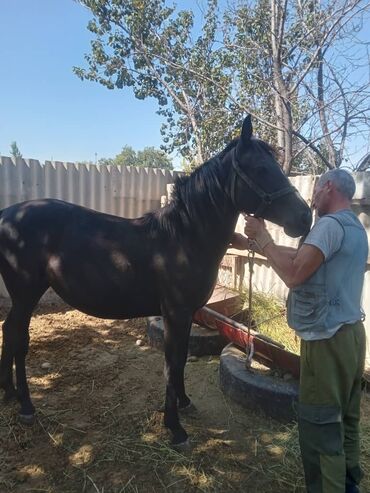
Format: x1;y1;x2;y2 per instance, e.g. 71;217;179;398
244;217;324;288
263;242;324;288
229;232;254;250
229;232;298;256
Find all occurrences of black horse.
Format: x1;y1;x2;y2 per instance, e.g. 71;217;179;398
0;116;311;445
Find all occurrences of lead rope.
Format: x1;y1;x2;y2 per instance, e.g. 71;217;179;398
245;249;255;368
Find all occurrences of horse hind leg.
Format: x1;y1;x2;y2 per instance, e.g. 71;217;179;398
1;305;35;420
1;290;47;423
0;318;17;402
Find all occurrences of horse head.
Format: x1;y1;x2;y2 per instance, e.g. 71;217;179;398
229;115;312;237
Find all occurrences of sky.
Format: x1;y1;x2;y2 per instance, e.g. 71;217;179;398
1;1;369;168
0;0;176;164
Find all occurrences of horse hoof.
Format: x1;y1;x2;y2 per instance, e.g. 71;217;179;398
171;438;191;450
170;428;189;447
179;402;197;414
18;413;35;426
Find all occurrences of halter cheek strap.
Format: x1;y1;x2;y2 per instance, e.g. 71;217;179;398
230;148;296;217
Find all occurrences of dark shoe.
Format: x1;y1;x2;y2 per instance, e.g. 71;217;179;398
346;465;363;493
345;485;359;493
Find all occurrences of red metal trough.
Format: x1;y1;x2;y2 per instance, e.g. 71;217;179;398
194;300;300;379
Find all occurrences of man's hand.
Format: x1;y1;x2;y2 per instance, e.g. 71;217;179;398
243;215;273;251
229;233;259;251
243;215;323;287
243;215;265;238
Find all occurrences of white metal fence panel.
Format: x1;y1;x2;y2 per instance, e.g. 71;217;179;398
0;156;181;216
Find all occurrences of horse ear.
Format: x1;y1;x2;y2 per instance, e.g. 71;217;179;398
241;115;253;145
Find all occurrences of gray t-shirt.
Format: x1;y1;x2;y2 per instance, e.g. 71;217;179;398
304;215;344;260
290;209;366;340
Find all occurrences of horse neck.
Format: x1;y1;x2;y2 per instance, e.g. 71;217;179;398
204;207;239;262
174;179;239;258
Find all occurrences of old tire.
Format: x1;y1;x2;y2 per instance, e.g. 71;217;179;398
146;316;228;357
219;343;299;422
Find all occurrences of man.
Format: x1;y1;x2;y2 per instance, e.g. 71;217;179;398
240;169;368;493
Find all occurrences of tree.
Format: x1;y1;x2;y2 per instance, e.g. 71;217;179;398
10;141;22;159
101;145;173;169
224;0;370;173
114;145;137;167
75;0;236;168
75;0;370;174
97;157;114;166
136;147;172;169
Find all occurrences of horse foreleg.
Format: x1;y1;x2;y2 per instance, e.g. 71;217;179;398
162;310;192;446
175;348;192;410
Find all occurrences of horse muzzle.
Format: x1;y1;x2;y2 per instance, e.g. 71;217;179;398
283;209;312;238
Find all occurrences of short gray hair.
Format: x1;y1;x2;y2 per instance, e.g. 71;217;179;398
317;169;356;200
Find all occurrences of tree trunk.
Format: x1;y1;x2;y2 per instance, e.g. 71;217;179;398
317;48;336;168
182;90;205;165
270;0;293;174
274;94;285;152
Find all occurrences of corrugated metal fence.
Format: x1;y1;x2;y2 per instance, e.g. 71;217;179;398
0;156;181;218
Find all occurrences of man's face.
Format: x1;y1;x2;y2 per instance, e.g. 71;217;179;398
312;180;330;217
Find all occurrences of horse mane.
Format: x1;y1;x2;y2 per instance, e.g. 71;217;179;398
140;139;239;237
138;137;277;237
254;138;278;159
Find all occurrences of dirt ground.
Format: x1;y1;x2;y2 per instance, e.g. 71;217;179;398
0;300;369;493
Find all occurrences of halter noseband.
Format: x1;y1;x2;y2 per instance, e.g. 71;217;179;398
230;148;296;217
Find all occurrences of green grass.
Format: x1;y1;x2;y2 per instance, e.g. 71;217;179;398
239;289;300;354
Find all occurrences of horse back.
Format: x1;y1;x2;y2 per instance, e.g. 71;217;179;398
0;199;221;319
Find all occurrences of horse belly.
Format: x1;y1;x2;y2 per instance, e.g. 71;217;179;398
52;282;161;319
47;258;161;319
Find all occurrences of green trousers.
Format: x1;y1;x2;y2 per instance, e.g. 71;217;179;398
299;321;366;493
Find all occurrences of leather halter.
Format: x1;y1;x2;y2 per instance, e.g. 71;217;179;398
230;148;296;217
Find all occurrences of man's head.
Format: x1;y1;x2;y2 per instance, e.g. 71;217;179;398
313;169;356;217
